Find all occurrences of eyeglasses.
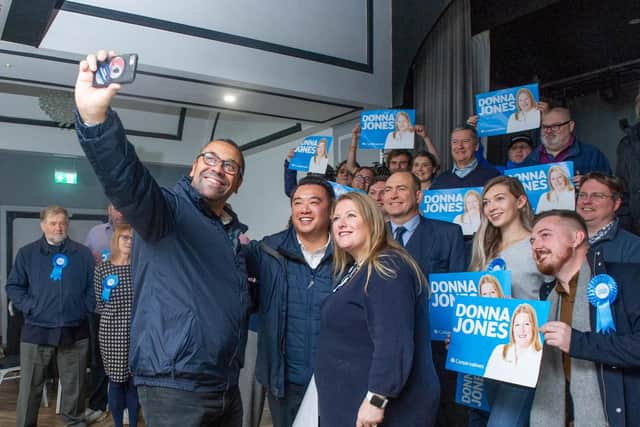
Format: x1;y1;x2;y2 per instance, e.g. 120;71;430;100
119;235;133;241
541;120;571;133
354;175;372;183
197;152;242;176
577;192;616;201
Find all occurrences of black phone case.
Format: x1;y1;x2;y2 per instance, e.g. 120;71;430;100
92;54;138;87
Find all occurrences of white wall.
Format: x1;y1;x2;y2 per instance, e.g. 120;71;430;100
41;0;392;108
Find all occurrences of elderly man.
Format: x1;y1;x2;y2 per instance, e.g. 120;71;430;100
530;210;640;427
576;172;640;263
245;176;334;427
74;50;250;426
430;125;500;189
6;206;95;427
522;107;611;176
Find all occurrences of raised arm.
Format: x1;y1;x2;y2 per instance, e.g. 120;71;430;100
74;50;176;242
347;124;361;175
414;124;440;163
284;148;298;198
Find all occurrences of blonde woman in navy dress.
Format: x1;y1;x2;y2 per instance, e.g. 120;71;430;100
315;192;439;427
94;224;138;427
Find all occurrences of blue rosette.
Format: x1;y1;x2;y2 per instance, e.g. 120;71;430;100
487;258;506;272
100;250;111;262
102;274;120;302
50;254;68;280
587;274;618;334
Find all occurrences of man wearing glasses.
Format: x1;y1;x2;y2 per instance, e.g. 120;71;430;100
522;107;611;177
576;172;640;263
73;51;250;426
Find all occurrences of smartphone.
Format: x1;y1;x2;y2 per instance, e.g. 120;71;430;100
93;53;138;87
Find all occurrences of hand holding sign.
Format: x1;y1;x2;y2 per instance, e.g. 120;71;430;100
540;321;572;353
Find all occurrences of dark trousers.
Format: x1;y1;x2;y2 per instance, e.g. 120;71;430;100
108;378;139;427
432;341;469;427
17;339;89;427
138;385;242;427
267;382;307;427
87;313;108;411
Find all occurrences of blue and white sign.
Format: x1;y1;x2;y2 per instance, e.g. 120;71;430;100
420;187;484;235
446;296;551;387
476;83;540;137
505;161;575;214
455;374;495;411
329;181;367;198
359;109;416;150
288;136;333;173
429;271;512;340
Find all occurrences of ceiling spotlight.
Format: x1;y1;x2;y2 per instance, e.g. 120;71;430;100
5;63;13;68
629;18;640;25
223;94;237;103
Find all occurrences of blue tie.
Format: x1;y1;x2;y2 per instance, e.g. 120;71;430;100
394;226;407;246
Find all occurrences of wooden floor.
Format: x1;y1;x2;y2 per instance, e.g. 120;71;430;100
0;379;273;426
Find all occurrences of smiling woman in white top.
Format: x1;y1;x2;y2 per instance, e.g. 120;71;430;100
384;111;415;149
484;303;543;387
506;88;540;134
535;164;575;213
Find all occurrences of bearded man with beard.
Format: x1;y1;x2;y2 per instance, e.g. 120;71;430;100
528;209;640;427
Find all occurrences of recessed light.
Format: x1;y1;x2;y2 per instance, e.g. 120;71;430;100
5;63;13;68
629;18;640;25
223;94;237;103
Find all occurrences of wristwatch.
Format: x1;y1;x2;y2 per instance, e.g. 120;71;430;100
366;391;388;409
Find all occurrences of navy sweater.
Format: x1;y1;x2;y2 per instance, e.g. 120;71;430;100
430;164;500;189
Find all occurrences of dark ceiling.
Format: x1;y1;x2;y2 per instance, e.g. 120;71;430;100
485;0;640;99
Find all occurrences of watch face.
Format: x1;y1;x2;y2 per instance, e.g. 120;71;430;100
370;395;385;408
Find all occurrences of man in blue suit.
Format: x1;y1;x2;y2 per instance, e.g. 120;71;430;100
383;171;467;426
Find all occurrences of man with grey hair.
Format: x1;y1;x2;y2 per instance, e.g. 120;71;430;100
6;206;95;427
430;125;500;189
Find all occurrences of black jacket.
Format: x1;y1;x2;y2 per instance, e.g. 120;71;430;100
540;261;640;427
616;122;640;235
76;109;250;392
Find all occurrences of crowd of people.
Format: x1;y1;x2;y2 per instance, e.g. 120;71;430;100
4;50;640;427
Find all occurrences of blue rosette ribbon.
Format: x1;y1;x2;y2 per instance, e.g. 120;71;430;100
50;254;68;281
587;274;618;334
100;250;111;262
102;274;120;302
487;258;506;272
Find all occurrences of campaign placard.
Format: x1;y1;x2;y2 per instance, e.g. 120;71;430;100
359;109;416;150
446;296;551;388
505;161;575;214
288;136;333;173
429;271;512;340
329;181;367;198
420;187;484;235
475;83;540;137
455;374;495;411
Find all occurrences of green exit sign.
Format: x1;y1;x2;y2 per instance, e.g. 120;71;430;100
54;170;78;185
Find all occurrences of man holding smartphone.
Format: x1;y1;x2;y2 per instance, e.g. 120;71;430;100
74;50;251;427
